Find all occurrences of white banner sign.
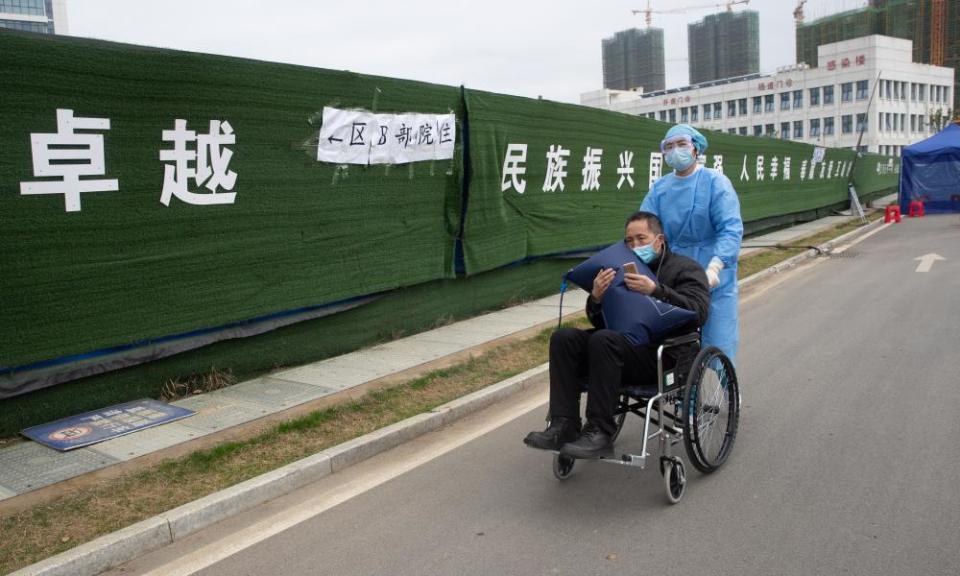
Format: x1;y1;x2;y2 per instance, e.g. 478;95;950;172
317;107;455;166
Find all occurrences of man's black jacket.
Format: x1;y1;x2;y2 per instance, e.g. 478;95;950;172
585;242;710;378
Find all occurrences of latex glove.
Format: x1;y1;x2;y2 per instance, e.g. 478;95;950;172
706;257;723;290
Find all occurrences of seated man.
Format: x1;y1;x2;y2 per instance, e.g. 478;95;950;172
524;211;710;459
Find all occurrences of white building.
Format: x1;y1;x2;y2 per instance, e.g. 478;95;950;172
0;0;68;34
581;36;954;157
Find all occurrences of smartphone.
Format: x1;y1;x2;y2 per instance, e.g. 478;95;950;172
622;262;638;275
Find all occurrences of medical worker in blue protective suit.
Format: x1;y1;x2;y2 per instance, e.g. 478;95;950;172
640;124;743;362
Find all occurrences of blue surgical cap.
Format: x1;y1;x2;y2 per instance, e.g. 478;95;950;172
662;124;708;154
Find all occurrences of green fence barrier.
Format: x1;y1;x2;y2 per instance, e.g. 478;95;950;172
0;33;463;394
462;88;897;274
0;31;901;402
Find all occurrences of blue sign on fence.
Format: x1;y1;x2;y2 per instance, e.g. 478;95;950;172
22;399;195;451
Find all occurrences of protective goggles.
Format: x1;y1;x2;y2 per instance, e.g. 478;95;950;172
659;134;694;153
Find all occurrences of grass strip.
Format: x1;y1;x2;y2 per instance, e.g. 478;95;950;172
738;213;882;279
0;213;882;573
0;319;588;574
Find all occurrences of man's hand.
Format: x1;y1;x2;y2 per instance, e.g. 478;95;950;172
624;273;657;295
591;268;616;302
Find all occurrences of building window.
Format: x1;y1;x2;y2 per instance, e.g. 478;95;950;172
884;113;892;131
780;92;790;111
0;0;47;16
659;110;667;121
681;107;689;123
809;87;820;106
727;100;737;118
739;126;747;136
842;114;853;134
910;114;916;132
810;118;821;137
669;109;676;123
738;98;747;116
900;113;906;132
752;96;762;114
918;84;926;101
884;80;892;99
703;104;711;120
824;116;835;136
781;122;791;139
856;113;868;133
823;85;834;105
764;94;774;113
794;120;804;139
911;83;917;101
713;102;722;119
765;123;775;136
944;87;951;104
856;80;869;100
753;125;762;136
841;82;853;103
727;128;737;134
793;90;803;109
918;114;925;132
690;106;698;122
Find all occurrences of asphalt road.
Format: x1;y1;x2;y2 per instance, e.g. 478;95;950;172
110;215;960;576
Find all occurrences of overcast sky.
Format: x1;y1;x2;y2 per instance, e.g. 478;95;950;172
66;0;869;104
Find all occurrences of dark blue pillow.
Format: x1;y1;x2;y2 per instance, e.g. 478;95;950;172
565;242;698;346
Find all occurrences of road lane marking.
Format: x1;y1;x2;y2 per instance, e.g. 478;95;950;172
914;253;945;273
140;388;549;576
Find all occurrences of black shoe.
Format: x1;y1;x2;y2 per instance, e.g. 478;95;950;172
523;416;581;451
559;422;613;459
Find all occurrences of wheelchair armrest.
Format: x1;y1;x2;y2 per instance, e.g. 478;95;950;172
659;332;700;348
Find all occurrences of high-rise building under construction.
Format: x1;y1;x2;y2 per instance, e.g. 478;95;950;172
687;10;760;85
796;0;959;112
602;28;665;92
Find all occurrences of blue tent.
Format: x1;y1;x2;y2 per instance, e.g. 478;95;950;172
899;123;960;214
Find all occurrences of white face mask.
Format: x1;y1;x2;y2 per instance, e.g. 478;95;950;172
665;148;696;171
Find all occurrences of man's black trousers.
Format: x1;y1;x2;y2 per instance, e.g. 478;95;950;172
549;328;659;436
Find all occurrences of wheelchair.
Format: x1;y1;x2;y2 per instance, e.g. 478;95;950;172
548;332;741;504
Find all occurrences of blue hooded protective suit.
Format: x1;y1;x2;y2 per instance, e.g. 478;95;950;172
641;126;743;362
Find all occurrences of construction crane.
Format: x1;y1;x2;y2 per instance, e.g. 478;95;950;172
793;0;808;26
632;0;750;28
930;0;945;66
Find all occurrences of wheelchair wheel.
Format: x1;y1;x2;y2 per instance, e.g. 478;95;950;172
683;346;740;474
552;453;576;480
661;457;686;504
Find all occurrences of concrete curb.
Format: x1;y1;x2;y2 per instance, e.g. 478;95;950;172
10;364;550;576
738;217;886;291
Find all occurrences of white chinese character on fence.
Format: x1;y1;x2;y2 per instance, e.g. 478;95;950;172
581;147;603;191
769;156;779;180
819;161;827;179
739;155;749;182
800;159;809;180
501;143;528;194
827;160;835;178
755;156;765;181
711;154;724;175
783;157;792;180
19;109;119;212
617;151;635;189
542;145;570;192
160;119;237;206
649;152;663;188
